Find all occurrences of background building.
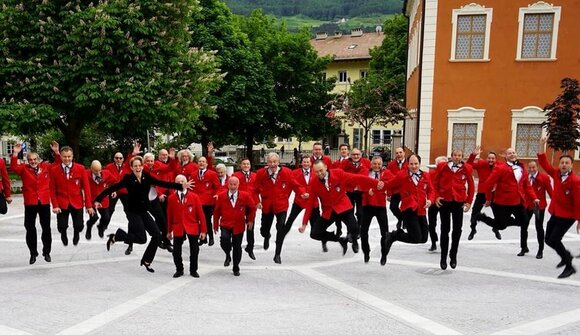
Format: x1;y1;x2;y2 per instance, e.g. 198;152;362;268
405;0;580;165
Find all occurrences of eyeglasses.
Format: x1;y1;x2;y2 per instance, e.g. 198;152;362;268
114;157;123;160
352;153;361;156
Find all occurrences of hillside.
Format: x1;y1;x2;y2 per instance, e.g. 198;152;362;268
223;0;404;21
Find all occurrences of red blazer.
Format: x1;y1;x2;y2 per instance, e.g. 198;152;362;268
213;190;256;235
217;175;229;193
105;159;131;196
0;158;10;198
49;162;92;210
86;169;117;208
386;159;408;195
363;169;395;207
485;161;537;207
340;158;371;192
166;190;207;236
466;154;504;194
192;169;220;205
171;160;199;181
525;171;552;210
310;155;333;168
332;157;349;169
144;160;175;197
308;169;378;220
254;166;302;214
433;162;475;204
538;153;580;220
384;170;435;216
233;170;260;204
10;155;61;206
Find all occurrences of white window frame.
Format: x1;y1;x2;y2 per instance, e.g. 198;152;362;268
511;106;546;158
359;69;368;80
450;3;493;62
516;1;561;61
447;107;485;156
338;70;348;83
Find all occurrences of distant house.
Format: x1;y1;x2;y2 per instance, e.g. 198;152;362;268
404;0;580;165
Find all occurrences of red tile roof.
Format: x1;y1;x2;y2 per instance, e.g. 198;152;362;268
310;32;385;61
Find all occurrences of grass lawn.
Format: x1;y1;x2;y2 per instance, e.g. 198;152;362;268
277;14;394;31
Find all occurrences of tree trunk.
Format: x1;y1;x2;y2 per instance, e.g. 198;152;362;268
363;127;369;157
201;136;209;158
61;121;83;163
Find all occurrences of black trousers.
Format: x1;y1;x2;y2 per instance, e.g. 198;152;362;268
149;198;170;245
202;205;214;242
391;209;428;244
108;194;129;218
439;201;464;261
361;205;388;255
246;224;255;250
220;228;243;272
545;216;575;266
389;193;403;224
469;193;486;228
115;211;160;264
56;205;84;236
276;203;321;255
526;209;546;252
427;205;440;245
347;191;364;227
172;234;200;273
86;207;112;231
261;211;287;240
311;209;358;242
24;203;51;256
486;203;529;249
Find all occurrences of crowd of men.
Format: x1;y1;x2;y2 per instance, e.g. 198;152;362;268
1;139;579;279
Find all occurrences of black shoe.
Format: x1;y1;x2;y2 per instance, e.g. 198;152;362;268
125;244;132;255
43;253;51;262
468;229;476;241
61;233;68;246
364;253;370;263
224;254;231;267
440;260;447;270
85;224;93;240
173;270;184;278
159;242;167;250
263;237;270;250
273;254;281;264
536;250;543;259
208;238;214;246
557;260;566;268
29;255;37;265
492;228;502;240
383;232;396;256
450;258;457;269
429;243;437;252
351;239;359;253
558;265;576;279
233;270;240;276
396;221;402;230
140;260;155;273
321;242;328;253
380;254;387;266
166;244;173;253
73;231;80;246
338;238;348;256
517;248;529;257
106;234;115;251
245;247;256;260
97;225;105;238
191;271;199;278
198;239;207;246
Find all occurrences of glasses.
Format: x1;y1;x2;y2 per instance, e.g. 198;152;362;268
114;157;123;160
352;153;361;156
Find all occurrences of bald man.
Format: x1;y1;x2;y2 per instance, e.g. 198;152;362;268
86;161;117;240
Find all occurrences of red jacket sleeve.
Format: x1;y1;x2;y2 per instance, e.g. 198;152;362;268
81;166;93;208
10;156;24;176
465;164;475;204
197;197;207;233
213;197;222;232
0;160;10;197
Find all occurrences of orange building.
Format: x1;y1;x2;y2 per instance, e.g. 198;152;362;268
404;0;580;167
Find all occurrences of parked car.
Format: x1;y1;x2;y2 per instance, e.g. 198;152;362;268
371;146;391;164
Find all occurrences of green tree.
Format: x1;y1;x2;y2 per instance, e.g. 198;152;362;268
542;78;580;154
0;0;221;159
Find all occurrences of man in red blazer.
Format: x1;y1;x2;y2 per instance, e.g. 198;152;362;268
105;143;141;220
233;158;259;260
213;176;256;276
11;141;60;264
0;155;11;212
538;137;580;278
193;156;220;246
85;160;117;240
254;152;302;251
274;154;320;264
215;163;230;193
433;149;475;270
382;154;435;265
49;146;94;246
361;156;394;263
386;147;408;229
525;160;552;259
310;142;333;167
480;148;539;256
466;146;502;240
427;156;448;252
167;174;207;278
306;160;384;254
332;143;350;169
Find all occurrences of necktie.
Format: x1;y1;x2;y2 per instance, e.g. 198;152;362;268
270;173;276;181
117;165;122;172
180;192;184;203
529;176;535;184
95;175;102;183
304;170;309;176
398;161;403;169
244;172;250;182
374;172;379;180
354;161;359;168
229;193;235;201
199;170;203;178
33;167;39;175
64;165;71;179
452;164;459;168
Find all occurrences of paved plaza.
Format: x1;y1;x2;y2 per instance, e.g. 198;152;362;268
1;195;580;335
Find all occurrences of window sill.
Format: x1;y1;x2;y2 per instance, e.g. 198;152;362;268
449;59;491;63
515;58;557;62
